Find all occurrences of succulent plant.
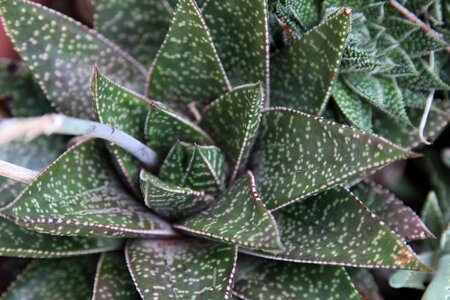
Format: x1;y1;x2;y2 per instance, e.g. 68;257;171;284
0;0;448;299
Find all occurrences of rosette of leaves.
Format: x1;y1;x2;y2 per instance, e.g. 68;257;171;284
270;0;450;145
0;0;444;299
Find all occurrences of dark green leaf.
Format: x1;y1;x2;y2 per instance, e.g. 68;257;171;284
93;251;139;300
0;140;171;238
398;58;450;90
125;238;237;299
270;8;351;114
421;192;444;250
147;0;231;108
253;107;413;211
201;83;263;182
348;269;383;300
1;256;97;300
0;0;146;119
175;171;282;251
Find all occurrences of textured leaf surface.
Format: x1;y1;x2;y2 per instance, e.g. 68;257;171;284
284;0;321;29
201;83;263;182
125;238;237;299
0;140;171;238
352;181;434;242
203;0;269;89
92;68;149;196
93;251;139;300
422;254;450;300
140;171;212;220
0;0;146;119
1;256;97;300
389;252;433;289
253;108;412;211
175;172;282;251
270;8;351;114
145;101;212;154
246;188;427;270
147;0;230;107
233;256;361;300
94;0;172;66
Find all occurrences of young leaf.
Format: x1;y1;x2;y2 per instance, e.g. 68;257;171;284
93;251;139;300
203;0;269;90
140;171;212;220
0;140;172;238
94;0;172;66
284;0;321;29
125;238;237;299
352;181;434;242
0;256;97;300
175;171;282;251
147;0;231;107
91;68;149;196
244;188;428;271
201;83;263;182
253;107;413;211
233;256;361;300
0;0;146;119
270;8;351;114
145;101;213;154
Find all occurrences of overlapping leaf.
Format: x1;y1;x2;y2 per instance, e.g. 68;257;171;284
93;251;139;300
422;254;450;300
253;108;413;210
147;0;231;107
270;8;351;114
0;0;146;119
233;256;361;300
348;269;383;300
175;172;282;251
125;238;237;299
201;83;263;182
0;140;171;238
245;188;428;270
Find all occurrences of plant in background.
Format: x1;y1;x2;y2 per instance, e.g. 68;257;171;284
0;0;447;299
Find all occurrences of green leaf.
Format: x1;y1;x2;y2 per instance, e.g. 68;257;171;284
93;0;172;66
284;0;321;29
352;181;434;242
158;141;194;185
0;256;97;300
145;101;212;154
348;269;383;300
0;140;171;238
332;78;373;132
253;107;413;211
389;252;433;290
125;238;237;299
398;58;450;90
270;8;351;114
147;0;231;108
140;171;212;220
93;251;139;300
175;171;282;251
203;0;269;89
201;83;263;182
233;255;361;300
421;192;445;251
422;254;450;300
91;68;149;196
245;188;428;270
0;0;146;119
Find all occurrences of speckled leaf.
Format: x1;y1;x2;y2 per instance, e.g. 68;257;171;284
93;251;139;300
159;141;194;185
145;101;212;154
253;107;412;211
233;256;361;300
203;0;269;90
352;181;434;242
0;0;146;119
91;68;148;196
175;171;282;251
399;26;448;58
389;252;433;289
398;58;450;90
140;171;212;220
332;78;372;132
348;269;383;300
270;8;351;114
125;238;237;299
0;256;97;300
422;254;450;300
94;0;172;66
0;140;171;238
201;83;263;182
284;0;321;29
245;188;428;270
147;0;230;108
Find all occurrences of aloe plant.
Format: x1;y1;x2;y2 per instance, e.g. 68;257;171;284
0;0;448;299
